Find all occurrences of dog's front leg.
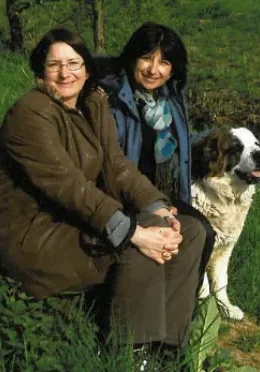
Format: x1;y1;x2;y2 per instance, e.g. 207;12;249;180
209;245;244;320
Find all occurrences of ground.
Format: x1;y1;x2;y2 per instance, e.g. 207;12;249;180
217;315;260;370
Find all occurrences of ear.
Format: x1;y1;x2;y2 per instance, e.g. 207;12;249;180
191;129;228;180
247;124;260;142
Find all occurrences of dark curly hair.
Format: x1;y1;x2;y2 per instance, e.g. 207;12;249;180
118;21;188;90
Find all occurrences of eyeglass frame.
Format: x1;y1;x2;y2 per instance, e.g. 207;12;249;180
45;60;85;72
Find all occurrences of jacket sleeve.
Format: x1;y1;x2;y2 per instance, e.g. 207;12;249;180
86;93;169;210
2;97;122;233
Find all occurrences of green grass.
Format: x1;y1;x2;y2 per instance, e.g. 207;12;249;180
229;190;260;318
0;52;33;120
1;0;260;370
0;277;135;372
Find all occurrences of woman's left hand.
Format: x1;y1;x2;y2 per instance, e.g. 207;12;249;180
153;207;181;233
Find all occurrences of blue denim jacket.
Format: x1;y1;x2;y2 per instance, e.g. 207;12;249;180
100;72;192;204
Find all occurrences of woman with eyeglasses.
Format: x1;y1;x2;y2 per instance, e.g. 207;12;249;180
0;27;206;369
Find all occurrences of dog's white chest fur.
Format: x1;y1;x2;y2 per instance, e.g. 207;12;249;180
192;177;255;248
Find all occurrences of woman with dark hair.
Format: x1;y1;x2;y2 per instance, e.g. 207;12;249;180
98;21;215;289
0;26;206;370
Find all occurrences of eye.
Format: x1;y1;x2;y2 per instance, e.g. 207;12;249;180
68;60;81;68
141;55;151;61
227;144;243;155
46;62;59;68
161;59;171;66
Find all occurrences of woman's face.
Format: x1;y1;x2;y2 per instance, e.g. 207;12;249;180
133;48;172;92
44;42;88;108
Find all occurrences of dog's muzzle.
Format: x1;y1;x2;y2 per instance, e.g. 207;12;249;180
235;169;260;184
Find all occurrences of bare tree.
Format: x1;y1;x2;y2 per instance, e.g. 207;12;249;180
86;0;105;52
6;0;30;51
6;0;105;53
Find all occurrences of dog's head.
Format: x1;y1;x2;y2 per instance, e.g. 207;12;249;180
191;127;260;184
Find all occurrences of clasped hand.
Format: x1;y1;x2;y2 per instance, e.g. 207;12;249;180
130;213;182;264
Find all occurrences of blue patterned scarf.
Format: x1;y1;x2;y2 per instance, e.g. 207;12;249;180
134;90;177;164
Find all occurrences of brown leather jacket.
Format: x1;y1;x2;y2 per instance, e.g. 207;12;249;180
0;87;167;299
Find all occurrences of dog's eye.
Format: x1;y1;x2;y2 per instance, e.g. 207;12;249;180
227;145;243;154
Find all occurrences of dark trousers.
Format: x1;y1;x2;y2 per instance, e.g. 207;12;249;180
102;213;206;349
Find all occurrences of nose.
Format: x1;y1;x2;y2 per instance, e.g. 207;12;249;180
148;60;159;75
59;64;70;77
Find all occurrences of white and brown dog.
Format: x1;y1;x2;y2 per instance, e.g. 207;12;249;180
191;127;260;320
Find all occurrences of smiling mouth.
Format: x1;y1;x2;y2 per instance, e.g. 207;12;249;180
143;75;159;81
59;83;73;86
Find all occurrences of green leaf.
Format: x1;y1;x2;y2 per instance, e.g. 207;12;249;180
188;296;221;372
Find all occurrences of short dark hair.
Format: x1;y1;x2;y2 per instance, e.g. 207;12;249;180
29;27;96;92
119;21;188;89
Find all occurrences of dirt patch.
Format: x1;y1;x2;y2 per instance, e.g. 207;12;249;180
217;315;260;369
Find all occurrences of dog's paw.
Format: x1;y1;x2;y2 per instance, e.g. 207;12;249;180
218;303;244;321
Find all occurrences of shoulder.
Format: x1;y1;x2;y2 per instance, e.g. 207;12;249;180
5;88;58;120
86;86;109;105
2;88;66;138
12;88;50;109
85;87;113;123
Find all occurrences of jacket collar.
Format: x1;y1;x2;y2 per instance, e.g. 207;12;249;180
117;73;140;119
101;70;184;120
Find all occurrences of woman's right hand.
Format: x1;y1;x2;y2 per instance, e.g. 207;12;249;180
130;225;183;264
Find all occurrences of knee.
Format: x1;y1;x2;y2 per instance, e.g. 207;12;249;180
179;215;206;252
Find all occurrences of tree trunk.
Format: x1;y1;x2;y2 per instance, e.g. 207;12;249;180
6;0;25;52
91;0;105;53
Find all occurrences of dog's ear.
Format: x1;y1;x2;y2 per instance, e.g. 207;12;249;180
192;128;230;180
247;124;260;142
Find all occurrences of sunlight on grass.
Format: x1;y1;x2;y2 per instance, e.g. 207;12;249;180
0;53;33;120
0;0;260;370
229;190;260;317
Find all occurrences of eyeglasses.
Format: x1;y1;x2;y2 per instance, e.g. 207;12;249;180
45;60;85;72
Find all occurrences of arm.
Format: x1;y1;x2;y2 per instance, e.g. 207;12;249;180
2;94;122;233
85;92;184;261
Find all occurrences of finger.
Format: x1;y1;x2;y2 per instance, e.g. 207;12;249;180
161;251;172;260
164;215;180;232
163;244;179;253
163;238;182;250
172;220;181;232
169;207;178;215
159;227;181;239
170;219;181;232
150;250;165;264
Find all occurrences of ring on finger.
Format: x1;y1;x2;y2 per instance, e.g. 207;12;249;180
162;251;172;258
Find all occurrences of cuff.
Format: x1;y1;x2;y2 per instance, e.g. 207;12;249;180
105;210;130;247
105;210;137;254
